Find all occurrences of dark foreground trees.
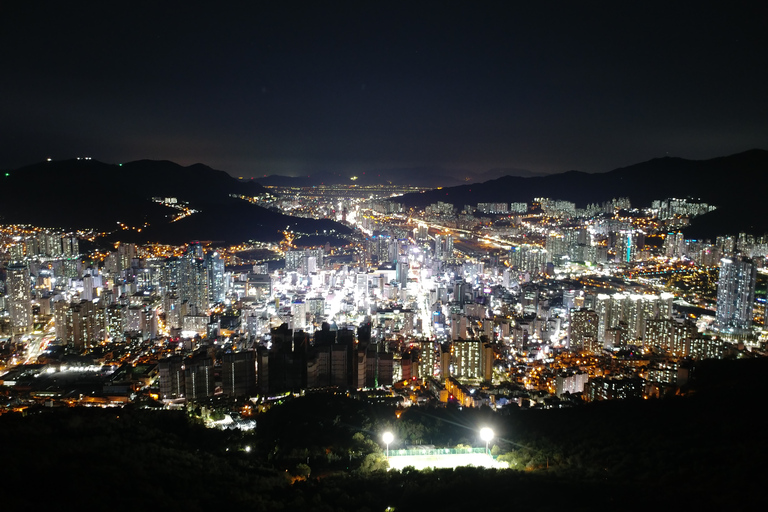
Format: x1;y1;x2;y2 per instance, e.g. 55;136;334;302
3;359;767;511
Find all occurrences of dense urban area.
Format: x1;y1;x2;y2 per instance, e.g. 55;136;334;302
2;184;764;408
1;182;767;510
5;2;768;509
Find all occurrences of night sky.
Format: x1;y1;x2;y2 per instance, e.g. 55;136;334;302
2;1;766;179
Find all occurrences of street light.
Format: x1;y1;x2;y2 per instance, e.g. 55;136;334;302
480;427;494;455
382;431;394;459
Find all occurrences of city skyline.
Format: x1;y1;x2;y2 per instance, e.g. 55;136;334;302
2;2;767;177
2;150;767;508
2;3;768;508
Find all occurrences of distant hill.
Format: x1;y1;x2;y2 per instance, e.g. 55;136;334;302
394;149;768;238
255;166;542;188
0;159;351;244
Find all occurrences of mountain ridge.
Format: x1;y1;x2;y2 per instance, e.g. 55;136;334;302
393;149;768;237
0;158;350;245
254;165;544;188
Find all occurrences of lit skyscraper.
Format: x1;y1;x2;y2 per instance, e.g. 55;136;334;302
716;257;756;334
206;251;226;304
6;262;33;335
179;249;209;315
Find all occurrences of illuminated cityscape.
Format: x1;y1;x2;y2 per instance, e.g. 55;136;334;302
2;3;768;510
2;175;768;412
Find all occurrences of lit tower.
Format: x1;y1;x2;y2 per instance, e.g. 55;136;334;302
716;257;756;334
6;261;33;335
206;251;226;304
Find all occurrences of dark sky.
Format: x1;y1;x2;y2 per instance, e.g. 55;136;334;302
2;1;767;178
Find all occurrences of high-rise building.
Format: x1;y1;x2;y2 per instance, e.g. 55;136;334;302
509;245;547;275
6;262;33;335
179;250;209;315
449;340;492;380
664;232;686;258
434;235;454;261
396;254;409;286
70;300;106;349
545;234;568;259
206;251;226;304
185;352;215;400
644;317;695;357
161;256;181;295
568;308;599;351
9;244;24;262
555;371;588;397
106;304;126;342
54;300;73;341
285;248;324;273
594;294;613;343
418;339;438;379
614;231;641;263
715;257;756;334
159;355;186;399
222;350;257;397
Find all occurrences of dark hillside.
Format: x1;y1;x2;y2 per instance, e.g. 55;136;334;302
395;149;768;237
0;159;350;244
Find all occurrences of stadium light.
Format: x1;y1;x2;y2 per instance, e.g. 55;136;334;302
480;427;494;455
382;431;394;459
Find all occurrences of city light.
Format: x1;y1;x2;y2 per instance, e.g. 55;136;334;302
0;5;762;508
0;156;763;469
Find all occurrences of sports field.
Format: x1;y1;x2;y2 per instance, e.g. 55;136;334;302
387;450;508;470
